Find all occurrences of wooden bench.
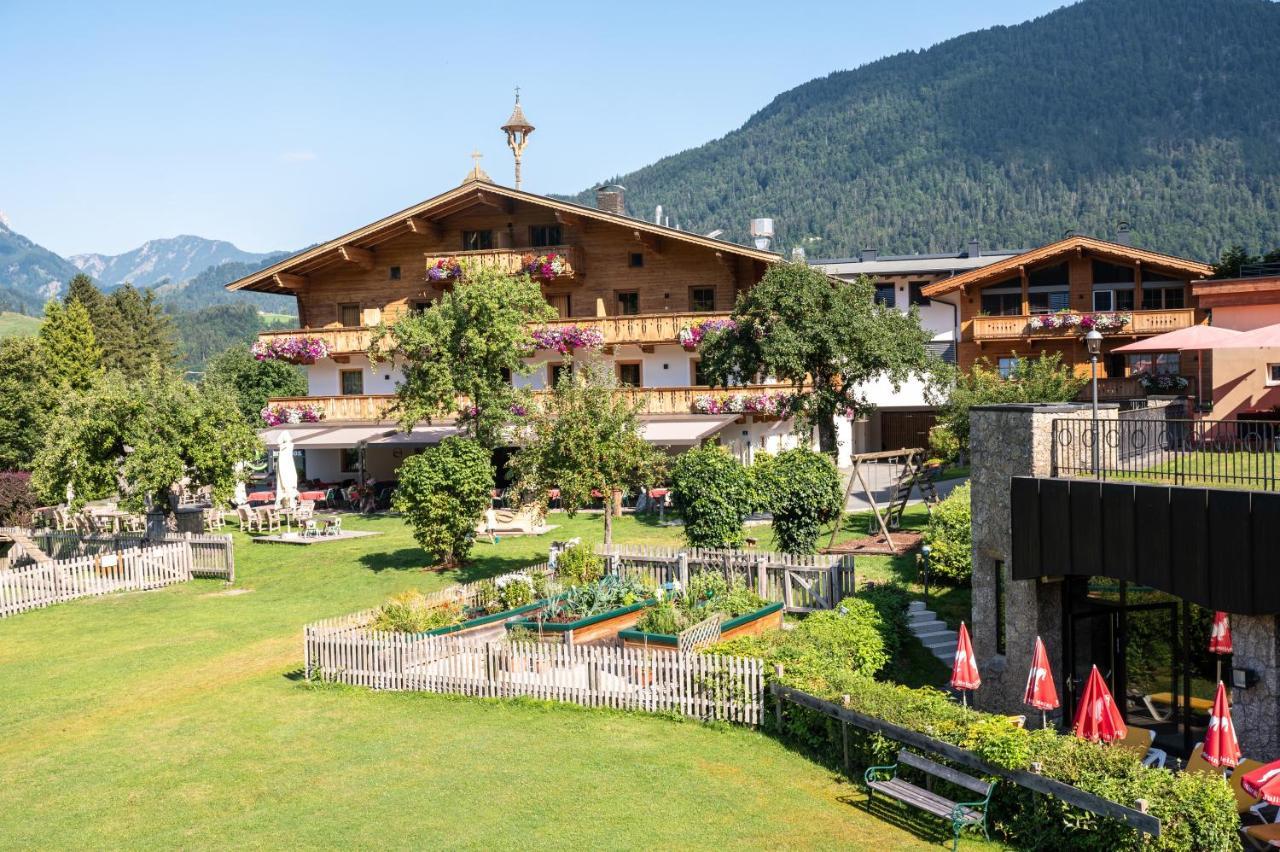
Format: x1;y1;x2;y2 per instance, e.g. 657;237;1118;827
865;750;993;851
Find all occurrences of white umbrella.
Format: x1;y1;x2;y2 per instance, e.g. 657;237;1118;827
276;431;299;509
232;461;248;507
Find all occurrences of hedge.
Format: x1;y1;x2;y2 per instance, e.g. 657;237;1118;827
670;446;752;548
921;482;972;583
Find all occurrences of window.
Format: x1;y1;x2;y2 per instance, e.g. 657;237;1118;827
412;300;432;314
388;266;401;280
1091;260;1135;283
1028;290;1070;314
997;357;1019;379
616;291;640;316
1114;289;1135;311
339;303;361;327
629;252;644;268
909;281;931;306
690;287;716;312
873;282;897;308
549;362;573;386
1269;365;1280;386
691;359;709;386
500;367;512;385
340;448;360;474
548;294;571;319
529;224;562;247
1093;290;1113;312
1142;285;1186;310
617;363;642;387
994;560;1006;655
340;369;364;396
1028;262;1069;287
1127;352;1179;376
462;230;493;251
980;292;1022;316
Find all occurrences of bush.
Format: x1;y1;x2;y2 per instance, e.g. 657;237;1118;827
392;437;494;567
921;482;972;583
857;582;913;661
370;590;464;633
556;543;603;586
927;423;961;463
671;446;753;548
0;471;37;527
754;448;842;554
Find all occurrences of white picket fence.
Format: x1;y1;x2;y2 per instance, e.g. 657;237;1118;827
0;541;195;618
596;543;856;612
1;528;234;581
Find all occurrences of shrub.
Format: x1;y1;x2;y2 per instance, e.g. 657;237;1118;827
556;543;603;586
671;446;754;548
754;448;843;554
370;590;464;633
927;423;961;463
392;437;495;567
0;471;37;527
636;574;769;634
857;582;913;661
921;482;972;583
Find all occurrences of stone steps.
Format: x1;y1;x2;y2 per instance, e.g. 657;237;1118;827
908;600;957;665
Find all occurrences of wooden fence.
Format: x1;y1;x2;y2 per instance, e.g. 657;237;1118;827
0;541;195;619
596;544;856;612
1;528;234;582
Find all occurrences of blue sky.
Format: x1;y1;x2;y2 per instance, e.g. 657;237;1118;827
2;0;1067;257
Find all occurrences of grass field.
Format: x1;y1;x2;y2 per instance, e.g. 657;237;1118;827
0;310;41;338
0;510;985;850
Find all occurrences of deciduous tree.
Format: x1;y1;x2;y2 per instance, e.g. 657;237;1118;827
0;336;49;470
203;345;306;424
392;437;495;567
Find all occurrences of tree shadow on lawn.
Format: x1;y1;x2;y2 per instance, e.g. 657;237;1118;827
357;549;544;583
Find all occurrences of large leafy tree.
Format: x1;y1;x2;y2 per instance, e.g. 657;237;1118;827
39;297;102;392
31;370;260;512
511;361;665;545
202;344;306;424
375;266;556;449
0;336;49;470
392;437;495;568
700;263;938;454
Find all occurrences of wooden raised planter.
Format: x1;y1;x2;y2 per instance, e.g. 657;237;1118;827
506;599;656;646
618;602;784;651
422;600;548;641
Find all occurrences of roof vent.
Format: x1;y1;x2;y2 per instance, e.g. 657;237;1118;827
968;238;981;258
750;218;774;251
791;246;807;263
1114;221;1132;246
595;185;626;216
860;248;878;262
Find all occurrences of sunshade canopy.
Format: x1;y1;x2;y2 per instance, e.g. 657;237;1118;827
1218;322;1280;348
1111;325;1242;353
639;416;737;447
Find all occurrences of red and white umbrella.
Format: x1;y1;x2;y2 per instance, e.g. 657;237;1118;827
1072;665;1127;743
951;621;981;707
1203;680;1241;769
1242;760;1280;806
1023;636;1059;727
1210;611;1233;682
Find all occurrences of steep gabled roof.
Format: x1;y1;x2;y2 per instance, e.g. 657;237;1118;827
918;235;1211;298
226;179;779;293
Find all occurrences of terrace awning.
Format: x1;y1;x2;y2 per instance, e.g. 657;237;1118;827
1218;322;1280;348
259;425;389;448
1111;325;1242;353
639;415;737;447
365;425;463;446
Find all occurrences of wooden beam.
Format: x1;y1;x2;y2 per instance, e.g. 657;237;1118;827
338;246;374;269
474;190;514;213
273;273;307;290
405;216;442;238
633;230;663;254
555;210;582;227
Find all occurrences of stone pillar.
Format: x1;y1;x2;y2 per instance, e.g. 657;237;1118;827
1231;614;1280;758
967;402;1116;715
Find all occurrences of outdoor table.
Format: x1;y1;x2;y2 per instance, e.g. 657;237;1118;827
298;490;326;502
91;510;133;533
247;491;275;503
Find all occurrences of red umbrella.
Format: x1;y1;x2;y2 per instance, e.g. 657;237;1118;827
1242;760;1280;806
1210;611;1233;682
1072;665;1127;743
951;622;981;706
1023;636;1060;727
1203;681;1241;769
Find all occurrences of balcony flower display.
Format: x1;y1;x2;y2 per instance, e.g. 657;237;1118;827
427;257;463;282
250;335;331;365
678;318;738;351
1026;312;1131;333
1136;372;1190;393
530;325;605;354
260;403;326;426
521;252;569;282
692;391;793;416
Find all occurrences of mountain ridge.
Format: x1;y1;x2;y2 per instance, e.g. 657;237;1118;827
69;235;281;290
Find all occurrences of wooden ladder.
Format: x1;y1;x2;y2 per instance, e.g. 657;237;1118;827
871;455;923;533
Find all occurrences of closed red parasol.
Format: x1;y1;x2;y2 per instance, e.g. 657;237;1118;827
1203;681;1242;769
1072;665;1127;743
1241;760;1280;806
1023;636;1060;726
1210;612;1233;655
951;622;981;706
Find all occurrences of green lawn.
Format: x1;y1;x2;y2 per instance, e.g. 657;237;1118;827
1113;450;1280;491
0;511;986;849
0;310;41;338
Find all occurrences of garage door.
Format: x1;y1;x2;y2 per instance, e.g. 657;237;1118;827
880;411;938;452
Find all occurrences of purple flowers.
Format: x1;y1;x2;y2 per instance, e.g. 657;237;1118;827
260;403;326;426
1027;312;1131;333
530;325;605;354
427;257;463;282
251;336;332;365
678;318;737;351
509;403;528;417
521;252;569;281
692;391;792;416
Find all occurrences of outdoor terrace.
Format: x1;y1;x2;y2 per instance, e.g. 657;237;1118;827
971;308;1195;341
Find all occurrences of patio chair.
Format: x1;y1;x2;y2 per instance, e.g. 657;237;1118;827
203;508;225;532
258;506;281;533
236;505;260;533
1142;691;1214;723
123;514;145;533
1114;725;1166;768
301;518;320;537
54;506;76;531
1183;742;1229;778
1229;759;1270;824
322;517;343;536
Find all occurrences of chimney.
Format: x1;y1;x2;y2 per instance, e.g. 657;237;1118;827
595;184;626;216
750;218;775;252
968;238;981;258
1114;221;1132;246
860;248;878;262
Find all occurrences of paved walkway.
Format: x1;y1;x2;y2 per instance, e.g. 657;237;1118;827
838;462;967;513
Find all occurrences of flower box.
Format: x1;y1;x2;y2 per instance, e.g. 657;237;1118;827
618;602;784;650
678;318;737;351
521;252;571;282
251;336;332;365
692;391;792;416
530;325;605;354
506;599;656;646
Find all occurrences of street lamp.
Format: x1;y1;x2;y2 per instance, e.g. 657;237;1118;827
920;544;932;603
1086;328;1103;477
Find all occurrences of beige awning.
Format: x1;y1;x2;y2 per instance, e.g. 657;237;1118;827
366;425;463;446
639;415;737;447
259;425;390;448
1111;325;1242;353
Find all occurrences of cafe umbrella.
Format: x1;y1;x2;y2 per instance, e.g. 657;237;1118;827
1209;611;1233;683
1072;665;1127;743
950;622;981;708
1023;635;1060;729
1203;680;1241;769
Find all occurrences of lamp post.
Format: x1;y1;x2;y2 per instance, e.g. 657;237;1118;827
920;544;932;604
1086;328;1103;478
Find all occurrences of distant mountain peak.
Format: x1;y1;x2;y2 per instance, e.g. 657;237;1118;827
68;235;282;290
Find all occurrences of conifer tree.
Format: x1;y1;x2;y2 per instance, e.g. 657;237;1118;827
39;299;102;392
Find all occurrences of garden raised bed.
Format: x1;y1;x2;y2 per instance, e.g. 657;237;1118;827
618;601;784;650
422;599;549;640
506;599;656;646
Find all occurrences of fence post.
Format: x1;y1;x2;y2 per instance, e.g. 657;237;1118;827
677;553;689;589
756;556;768;599
773;665;785;730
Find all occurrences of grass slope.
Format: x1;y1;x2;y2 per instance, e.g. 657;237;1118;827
0;511;982;849
0;311;41;338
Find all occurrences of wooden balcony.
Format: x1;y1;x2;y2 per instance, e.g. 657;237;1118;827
256;326;373;356
1073;375;1198;402
425;244;582;279
971;308;1197;342
268;384;791;423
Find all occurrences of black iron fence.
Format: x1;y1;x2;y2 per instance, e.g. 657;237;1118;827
1052;416;1280;491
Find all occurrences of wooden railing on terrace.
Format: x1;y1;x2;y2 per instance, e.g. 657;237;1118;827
269;384;792;422
256;326;374;355
970;308;1196;341
425;244;582;278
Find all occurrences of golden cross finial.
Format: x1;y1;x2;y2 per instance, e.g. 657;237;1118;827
470;148;483;169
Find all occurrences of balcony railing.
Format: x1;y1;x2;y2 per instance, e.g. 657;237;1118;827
425;244;581;279
971;308;1196;341
256;326;374;356
1073;376;1199;403
268;384;792;423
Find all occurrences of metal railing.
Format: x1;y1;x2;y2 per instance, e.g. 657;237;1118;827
1052;416;1280;490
